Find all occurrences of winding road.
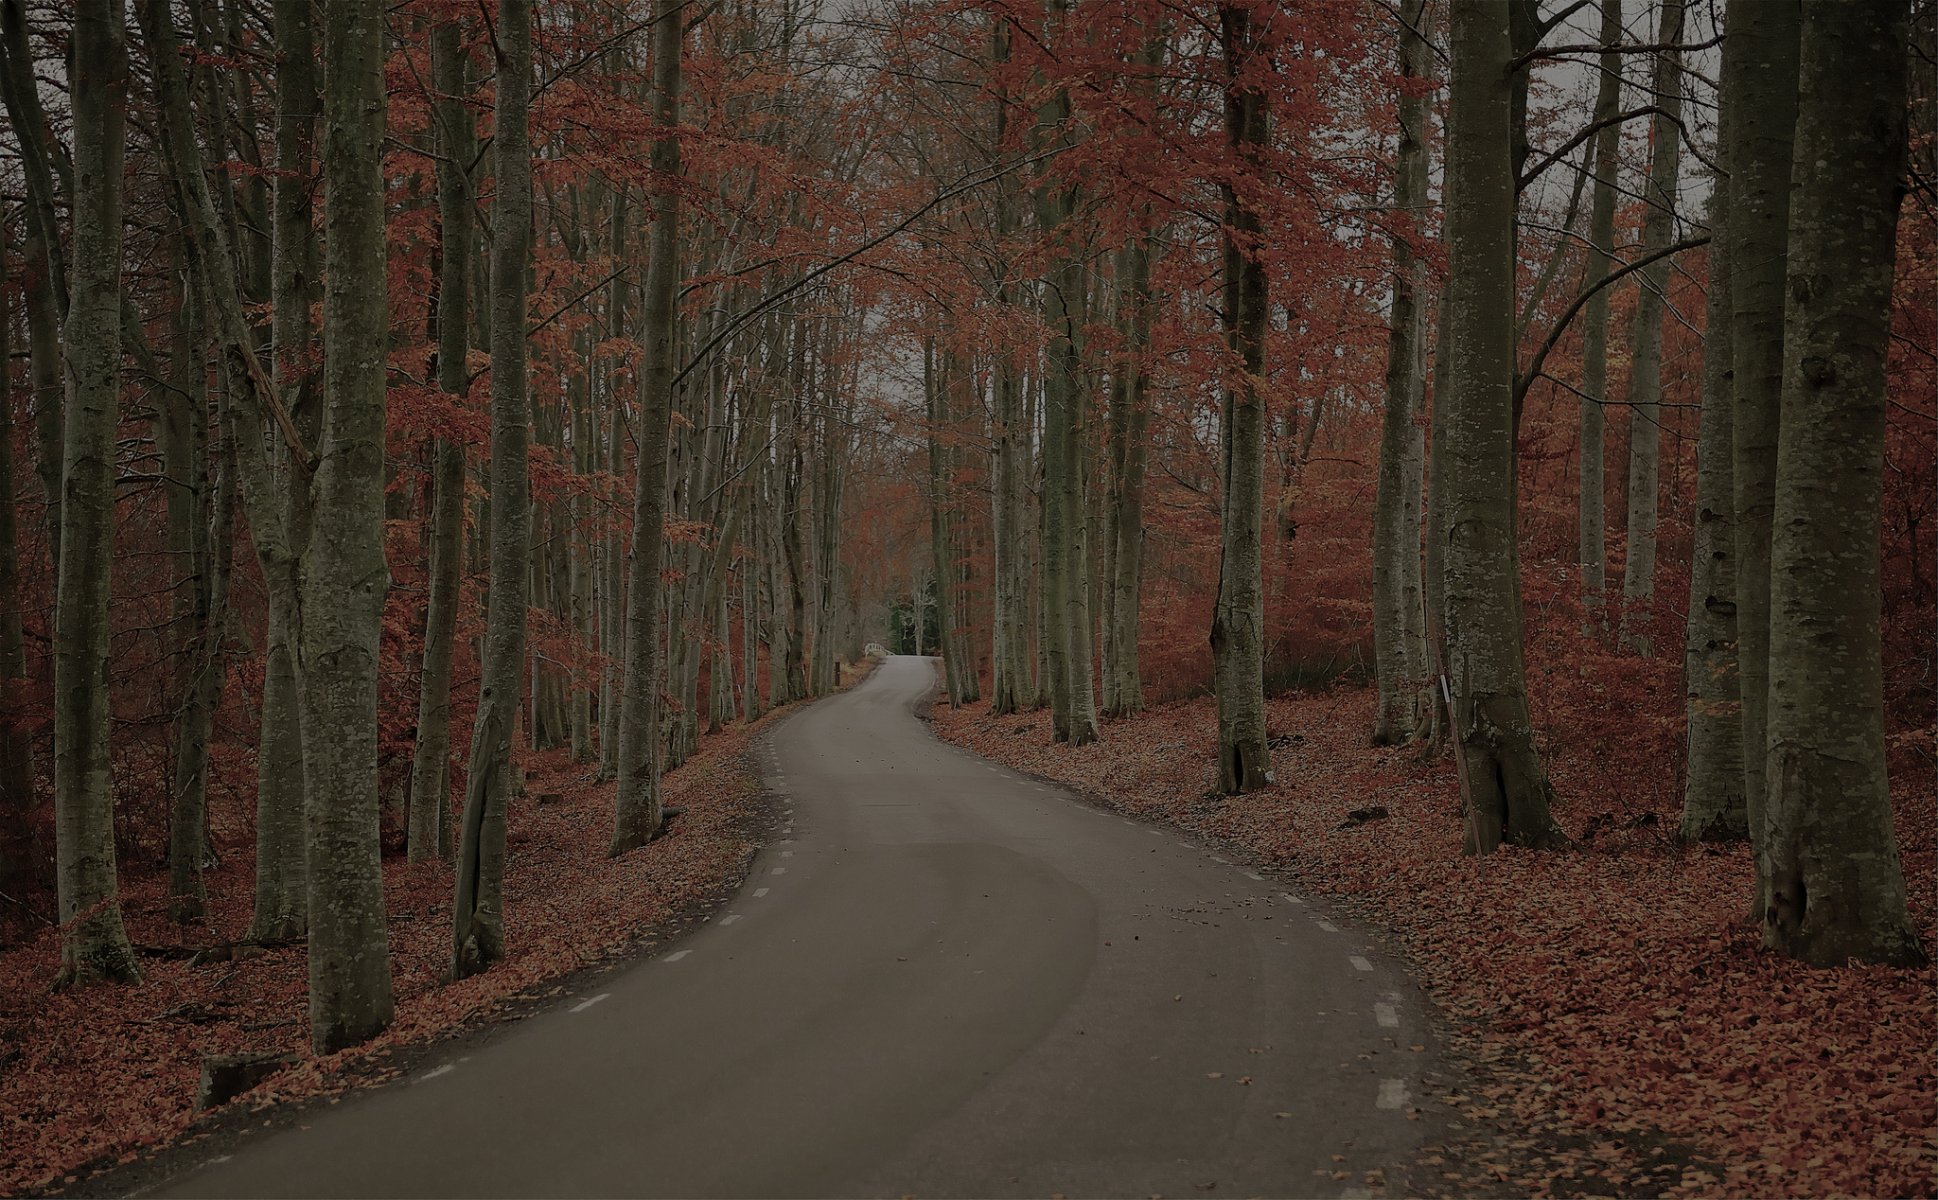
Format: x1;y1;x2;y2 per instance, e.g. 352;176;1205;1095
152;655;1431;1199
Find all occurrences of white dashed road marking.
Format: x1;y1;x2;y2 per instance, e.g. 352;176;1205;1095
718;914;742;927
664;950;691;963
1377;1078;1410;1110
569;993;610;1013
1375;1001;1400;1028
1281;891;1305;906
771;867;787;876
753;887;770;897
419;1065;455;1083
1349;955;1375;972
1316;919;1340;933
1242;871;1262;881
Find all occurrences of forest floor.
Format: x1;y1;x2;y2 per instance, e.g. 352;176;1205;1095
0;677;852;1195
933;688;1937;1200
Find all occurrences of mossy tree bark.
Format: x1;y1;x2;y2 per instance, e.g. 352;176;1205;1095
612;0;685;854
1723;0;1798;919
301;0;396;1051
1680;172;1745;843
1761;0;1924;967
1617;0;1684;654
1371;0;1433;746
248;0;318;943
454;0;534;977
1576;0;1621;618
1210;4;1271;794
53;0;141;986
1030;7;1098;747
1442;0;1568;853
410;16;474;864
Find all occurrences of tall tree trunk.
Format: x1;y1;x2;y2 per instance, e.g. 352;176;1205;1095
1102;202;1155;717
1371;0;1432;746
1442;0;1568;853
410;17;472;862
248;0;317;941
300;0;395;1051
454;0;533;977
1422;283;1453;749
1;0;69;562
1761;0;1922;967
611;0;683;854
53;0;140;987
1576;0;1622;618
1725;0;1798;921
1680;180;1745;842
1617;0;1684;654
1210;5;1271;793
166;302;233;925
0;230;31;885
926;337;965;704
1031;20;1098;746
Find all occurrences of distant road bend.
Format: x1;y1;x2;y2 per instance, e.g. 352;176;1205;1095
154;655;1430;1199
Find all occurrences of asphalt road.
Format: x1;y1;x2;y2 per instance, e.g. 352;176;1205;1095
151;655;1430;1199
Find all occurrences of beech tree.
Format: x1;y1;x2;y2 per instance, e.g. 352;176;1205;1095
52;0;140;985
1724;0;1798;914
1759;0;1922;967
1441;0;1567;853
612;0;685;853
453;0;533;978
408;14;474;864
1575;0;1621;617
1617;0;1684;654
303;0;394;1051
1209;3;1271;794
1370;0;1432;746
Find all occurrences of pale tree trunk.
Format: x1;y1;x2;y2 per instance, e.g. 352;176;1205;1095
54;0;140;986
1371;0;1432;746
809;394;846;697
1618;0;1683;654
782;435;810;702
611;0;683;854
987;19;1024;715
949;355;982;704
1422;285;1452;748
1577;0;1620;617
597;217;629;781
166;291;233;924
1;0;68;560
925;337;964;704
454;0;533;976
1680;179;1744;843
1211;5;1271;793
1760;0;1922;967
1725;0;1797;919
1031;30;1098;746
21;228;62;564
0;231;31;883
249;0;316;941
1443;0;1567;853
409;17;472;862
301;0;394;1051
149;0;314;944
1101;234;1152;720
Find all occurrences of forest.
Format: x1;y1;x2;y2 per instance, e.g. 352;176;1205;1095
0;0;1932;1195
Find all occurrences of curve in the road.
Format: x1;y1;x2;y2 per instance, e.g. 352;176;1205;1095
149;655;1431;1199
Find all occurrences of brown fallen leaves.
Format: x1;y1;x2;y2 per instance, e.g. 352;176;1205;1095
933;687;1936;1200
0;714;776;1195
